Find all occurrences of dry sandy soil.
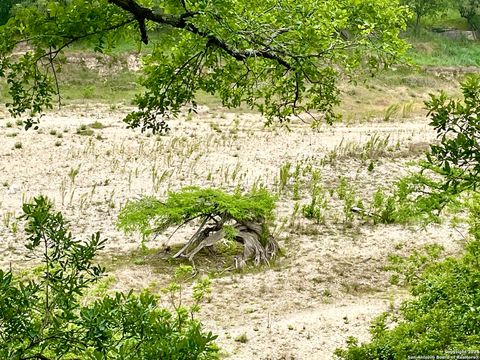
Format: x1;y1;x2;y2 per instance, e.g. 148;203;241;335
0;104;465;359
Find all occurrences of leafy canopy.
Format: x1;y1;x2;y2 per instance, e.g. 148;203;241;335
0;196;218;359
118;186;276;237
0;0;409;130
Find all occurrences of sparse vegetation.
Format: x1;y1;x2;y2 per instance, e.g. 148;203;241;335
89;121;105;129
76;125;95;136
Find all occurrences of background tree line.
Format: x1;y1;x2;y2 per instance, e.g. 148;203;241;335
401;0;480;32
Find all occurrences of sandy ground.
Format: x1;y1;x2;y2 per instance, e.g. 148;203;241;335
0;105;465;359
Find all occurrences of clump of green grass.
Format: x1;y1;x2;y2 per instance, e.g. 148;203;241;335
89;121;105;129
235;333;248;343
76;124;94;136
383;104;400;122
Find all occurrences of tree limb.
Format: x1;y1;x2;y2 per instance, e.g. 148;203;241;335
107;0;292;69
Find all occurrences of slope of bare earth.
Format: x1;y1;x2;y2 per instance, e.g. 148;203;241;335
0;105;464;359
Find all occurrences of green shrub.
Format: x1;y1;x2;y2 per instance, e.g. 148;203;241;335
118;186;278;266
366;172;458;225
302;171;328;224
335;198;480;359
336;242;480;359
0;196;218;359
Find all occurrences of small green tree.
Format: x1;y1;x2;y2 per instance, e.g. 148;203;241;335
459;0;480;31
0;0;410;130
118;186;278;267
0;196;218;359
401;0;451;31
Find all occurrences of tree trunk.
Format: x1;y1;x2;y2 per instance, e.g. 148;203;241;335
173;217;279;268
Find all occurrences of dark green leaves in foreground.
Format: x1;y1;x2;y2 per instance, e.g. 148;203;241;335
0;196;218;359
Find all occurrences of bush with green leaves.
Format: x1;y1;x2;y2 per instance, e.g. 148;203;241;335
366;173;456;225
0;196;218;359
335;78;480;358
336;177;361;224
335;194;480;359
423;75;480;197
118;186;278;267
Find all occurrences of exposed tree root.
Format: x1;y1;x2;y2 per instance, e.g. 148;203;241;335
173;217;278;268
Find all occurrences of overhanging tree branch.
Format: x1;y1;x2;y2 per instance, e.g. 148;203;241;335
107;0;292;69
1;0;410;130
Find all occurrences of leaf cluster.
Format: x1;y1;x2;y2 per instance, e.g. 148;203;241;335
424;74;480;195
1;0;410;130
0;196;218;359
335;239;480;359
118;186;276;237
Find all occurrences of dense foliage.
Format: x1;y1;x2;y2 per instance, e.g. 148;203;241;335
118;186;276;237
0;0;410;130
0;196;218;359
335;203;480;359
118;187;278;265
0;0;22;25
459;0;480;30
335;76;480;359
